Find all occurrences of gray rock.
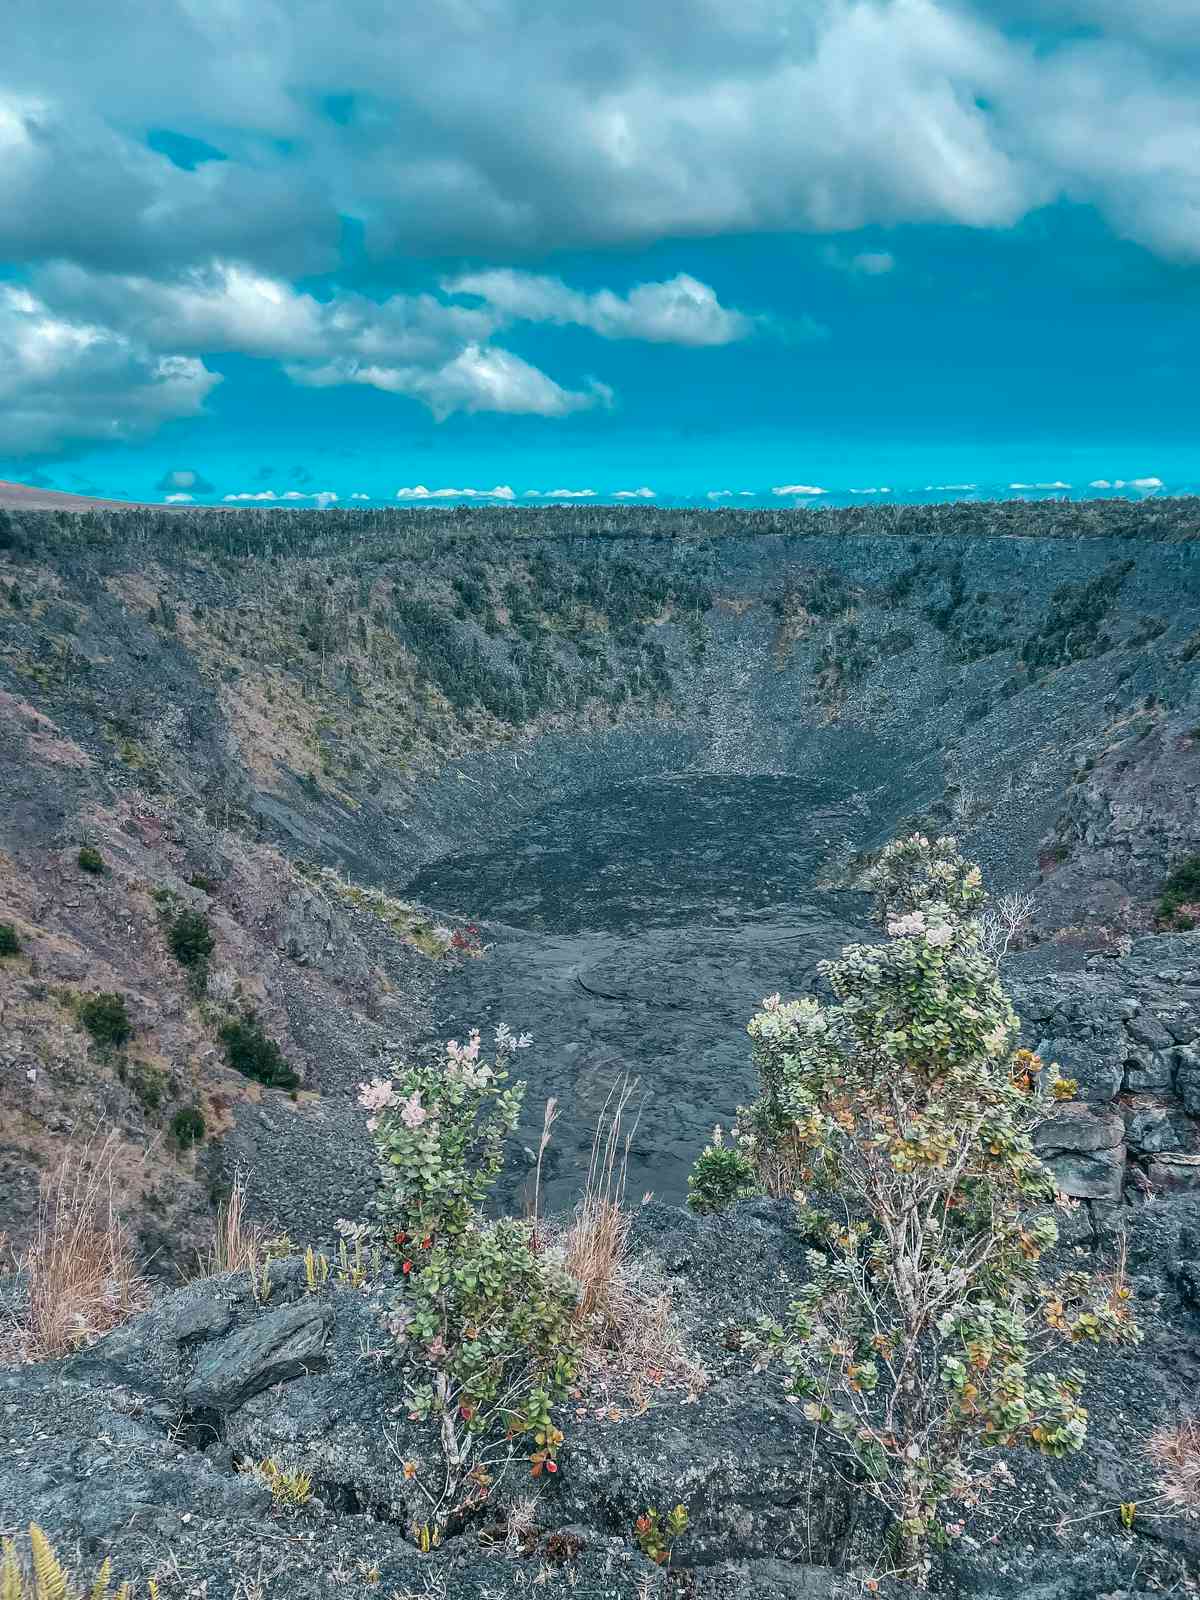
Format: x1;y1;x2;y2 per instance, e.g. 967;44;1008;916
1124;1100;1183;1155
1174;1046;1200;1114
1147;1154;1200;1192
183;1301;333;1412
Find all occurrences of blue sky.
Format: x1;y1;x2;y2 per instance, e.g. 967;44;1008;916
2;1;1198;506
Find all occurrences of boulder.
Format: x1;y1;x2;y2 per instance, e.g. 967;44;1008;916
183;1301;333;1413
1035;1105;1125;1201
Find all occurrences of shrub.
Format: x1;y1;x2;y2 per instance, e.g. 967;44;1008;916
744;835;1142;1569
1158;854;1200;930
1;1523;155;1599
167;909;214;967
363;1024;579;1542
0;922;21;957
687;1130;759;1213
79;992;132;1048
77;845;105;874
171;1105;207;1148
219;1015;299;1089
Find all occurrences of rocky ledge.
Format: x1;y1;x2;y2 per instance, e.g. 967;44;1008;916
4;1193;1200;1599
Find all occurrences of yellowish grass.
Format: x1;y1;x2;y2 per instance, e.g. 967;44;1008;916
15;1131;148;1360
194;1170;266;1279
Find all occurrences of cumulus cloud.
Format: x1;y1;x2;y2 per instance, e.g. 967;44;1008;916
351;491;369;499
224;488;338;504
773;483;828;496
444;270;753;346
4;1;1200;274
163;492;193;502
395;484;515;499
156;466;214;492
27;260;616;422
0;283;219;456
614;486;655;498
1089;475;1163;490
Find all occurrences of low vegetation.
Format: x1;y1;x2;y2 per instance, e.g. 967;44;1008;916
76;845;105;875
218;1014;299;1090
0;1524;155;1600
12;1132;147;1360
1158;854;1200;930
78;992;132;1049
166;909;215;967
0;922;21;957
363;1025;579;1543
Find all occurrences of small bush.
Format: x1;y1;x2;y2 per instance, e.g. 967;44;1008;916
365;1025;578;1541
119;1059;167;1112
0;922;21;957
687;1133;759;1213
171;1105;207;1148
1159;855;1200;929
79;992;132;1048
219;1015;299;1089
77;845;105;874
167;909;214;967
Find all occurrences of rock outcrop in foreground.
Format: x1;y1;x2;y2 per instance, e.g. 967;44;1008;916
3;1194;1200;1598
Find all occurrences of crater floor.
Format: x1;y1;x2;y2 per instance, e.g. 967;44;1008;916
407;772;875;1211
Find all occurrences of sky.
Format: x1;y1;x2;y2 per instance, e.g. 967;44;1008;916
2;0;1199;508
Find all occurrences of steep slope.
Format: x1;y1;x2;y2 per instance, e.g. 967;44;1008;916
0;501;1198;1265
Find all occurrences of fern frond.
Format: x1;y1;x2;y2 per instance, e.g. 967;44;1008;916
28;1526;69;1600
2;1541;24;1600
87;1557;111;1600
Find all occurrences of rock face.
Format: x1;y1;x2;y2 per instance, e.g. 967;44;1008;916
1011;933;1200;1220
2;1198;1199;1599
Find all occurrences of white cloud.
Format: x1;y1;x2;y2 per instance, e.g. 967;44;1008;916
395;484;515;499
296;344;604;421
0;283;219;456
927;483;978;490
351;491;369;499
6;1;1200;278
545;488;597;499
850;486;892;493
30;261;612;423
825;247;898;276
1036;480;1071;488
614;486;655;498
707;489;733;499
1130;476;1164;489
1009;482;1034;489
225;487;338;504
444;270;753;346
163;492;193;502
773;483;828;496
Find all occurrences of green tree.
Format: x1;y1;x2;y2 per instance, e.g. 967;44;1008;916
743;836;1141;1569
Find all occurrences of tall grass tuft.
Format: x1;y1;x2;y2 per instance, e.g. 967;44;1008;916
15;1131;147;1360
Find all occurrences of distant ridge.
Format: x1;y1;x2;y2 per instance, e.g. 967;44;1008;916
0;479;160;511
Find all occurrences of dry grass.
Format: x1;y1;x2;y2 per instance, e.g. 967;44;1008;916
1147;1418;1200;1515
194;1170;266;1279
9;1131;148;1360
551;1080;707;1408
